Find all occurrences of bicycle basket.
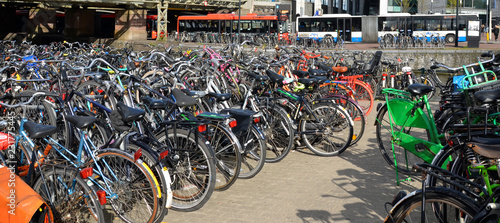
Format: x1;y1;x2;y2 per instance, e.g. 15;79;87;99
220;108;256;137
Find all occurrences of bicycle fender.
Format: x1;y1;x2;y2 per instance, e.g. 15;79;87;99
251;124;266;140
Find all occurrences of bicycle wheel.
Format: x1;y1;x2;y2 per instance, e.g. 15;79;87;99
375;104;428;174
127;144;169;222
203;122;242;191
32;166;104;222
325;96;366;145
300;103;353;156
352;81;374;116
258;103;294;163
93;149;159;223
385;187;480;223
238;125;266;179
155;128;216;212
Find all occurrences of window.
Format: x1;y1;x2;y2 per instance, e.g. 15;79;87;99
426;19;440;31
352;17;361;31
379;17;399;31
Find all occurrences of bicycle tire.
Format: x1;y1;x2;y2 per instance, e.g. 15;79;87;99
155;128;216;212
32;165;105;223
92;149;159;223
352;80;374;116
300;103;353;156
375;104;428;174
204;122;242;191
238;125;266;179
324;95;366;145
258;103;294;163
127;144;169;222
385;187;480;223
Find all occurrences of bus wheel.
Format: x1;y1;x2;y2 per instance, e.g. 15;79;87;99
445;34;455;43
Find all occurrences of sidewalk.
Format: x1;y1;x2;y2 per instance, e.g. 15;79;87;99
344;40;500;51
160;104;424;223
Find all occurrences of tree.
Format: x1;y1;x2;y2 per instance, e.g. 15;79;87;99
394;0;416;13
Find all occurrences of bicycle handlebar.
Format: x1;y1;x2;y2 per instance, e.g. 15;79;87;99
431;52;495;71
0;92;47;108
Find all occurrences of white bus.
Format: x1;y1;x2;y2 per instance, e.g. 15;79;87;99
297;14;363;42
297;13;479;43
378;13;479;43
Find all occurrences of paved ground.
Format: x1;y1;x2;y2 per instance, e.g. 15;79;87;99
161;100;425;223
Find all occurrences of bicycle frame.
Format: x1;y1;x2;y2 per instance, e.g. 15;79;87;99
380;88;445;184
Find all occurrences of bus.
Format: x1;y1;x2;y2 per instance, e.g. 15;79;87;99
177;13;284;35
297;14;363;42
297;13;479;43
378;13;479;43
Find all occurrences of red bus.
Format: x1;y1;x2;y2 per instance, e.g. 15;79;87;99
177;13;282;35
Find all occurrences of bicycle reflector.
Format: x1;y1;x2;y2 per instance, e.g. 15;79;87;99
159;150;169;160
229;120;237;128
253;117;260;123
134;149;142;162
79;167;93;179
96;190;107;205
198;124;207;132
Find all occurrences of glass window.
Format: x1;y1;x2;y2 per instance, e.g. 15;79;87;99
180;21;185;32
298;19;310;32
352;17;361;31
426;19;440;31
442;19;453;31
380;17;398;31
459;18;467;30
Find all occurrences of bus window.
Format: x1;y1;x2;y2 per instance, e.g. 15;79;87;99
311;21;320;32
352;17;361;31
179;21;185;32
252;20;268;33
459;18;466;30
299;19;310;32
270;21;277;33
225;20;231;33
379;17;399;31
413;17;425;30
426;19;440;31
241;20;251;33
442;19;453;31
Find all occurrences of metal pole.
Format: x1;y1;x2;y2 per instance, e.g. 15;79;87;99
238;0;241;44
487;0;491;41
455;0;459;47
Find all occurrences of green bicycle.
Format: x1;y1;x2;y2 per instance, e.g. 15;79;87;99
375;83;446;185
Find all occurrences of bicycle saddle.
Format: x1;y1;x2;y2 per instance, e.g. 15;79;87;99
298;78;318;86
65;115;97;129
468;137;500;158
292;70;309;78
317;63;333;74
308;69;327;76
172;88;197;107
266;70;285;83
207;92;232;102
23;121;57;139
247;72;269;82
181;89;207;98
332;66;348;73
142;96;171;109
473;89;500;104
116;101;145;123
408;83;433;96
